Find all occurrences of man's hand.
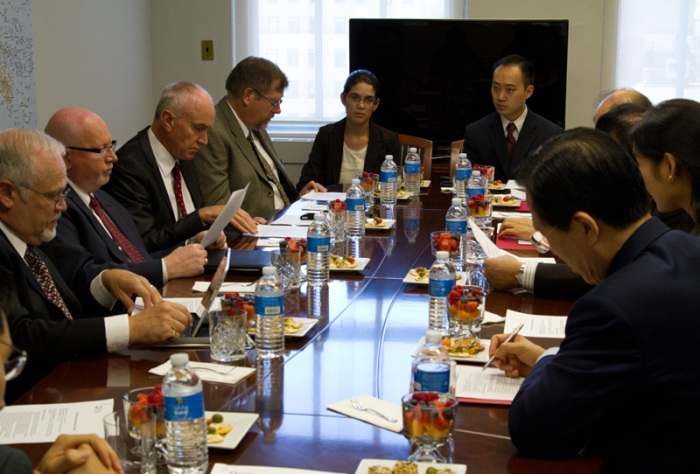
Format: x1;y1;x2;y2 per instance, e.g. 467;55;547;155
484;255;522;290
488;333;545;378
35;434;122;474
498;217;536;240
229;208;259;234
299;180;327;196
128;301;192;344
196;205;224;225
101;270;162;314
163;244;207;280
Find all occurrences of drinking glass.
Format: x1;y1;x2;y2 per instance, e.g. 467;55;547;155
467;193;493;227
447;284;486;338
104;409;157;474
209;308;247;362
271;248;301;289
402;392;458;463
326;202;346;244
430;231;463;262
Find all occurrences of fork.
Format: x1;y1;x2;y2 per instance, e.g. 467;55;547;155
190;365;237;376
349;398;397;422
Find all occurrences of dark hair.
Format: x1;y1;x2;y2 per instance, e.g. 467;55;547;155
493;54;535;87
631;99;700;221
521;128;650;230
595;103;650;154
225;56;289;98
342;70;380;96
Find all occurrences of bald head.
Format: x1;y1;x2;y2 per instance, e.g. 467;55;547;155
594;88;652;124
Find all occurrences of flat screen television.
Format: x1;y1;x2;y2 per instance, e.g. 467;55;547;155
349;19;568;147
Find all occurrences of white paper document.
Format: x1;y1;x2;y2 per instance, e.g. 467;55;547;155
134;297;221;314
300;191;347;201
269;213;313;227
455;365;524;403
201;184;249;248
505;310;567;338
469;218;515;259
244;225;308;239
0;399;114;443
211;465;344;474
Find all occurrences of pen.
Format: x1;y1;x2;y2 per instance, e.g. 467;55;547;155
482;323;525;371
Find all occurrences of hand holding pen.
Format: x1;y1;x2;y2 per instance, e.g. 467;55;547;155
483;323;547;378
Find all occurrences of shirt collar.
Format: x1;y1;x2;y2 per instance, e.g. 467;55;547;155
147;127;178;175
226;98;252;138
500;106;528;133
67;179;91;207
0;218;28;257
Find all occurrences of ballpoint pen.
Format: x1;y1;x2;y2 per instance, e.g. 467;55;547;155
482;323;525;371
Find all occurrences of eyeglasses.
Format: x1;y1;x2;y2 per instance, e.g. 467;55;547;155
0;339;27;382
345;93;377;106
529;227;556;254
17;184;71;210
67;140;117;157
251;88;283;109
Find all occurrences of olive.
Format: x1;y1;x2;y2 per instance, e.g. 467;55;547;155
212;413;224;423
207;426;216;434
426;468;438;474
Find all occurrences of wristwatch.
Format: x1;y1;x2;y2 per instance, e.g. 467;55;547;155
516;263;526;286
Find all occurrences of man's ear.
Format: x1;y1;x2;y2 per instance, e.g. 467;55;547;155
160;110;176;133
0;180;16;210
571;211;599;247
525;84;534;100
242;87;256;106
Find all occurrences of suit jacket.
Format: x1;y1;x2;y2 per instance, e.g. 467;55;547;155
43;187;163;290
0;445;33;473
509;218;700;473
194;97;299;220
105;127;207;252
463;110;563;182
0;230;107;403
296;118;402;192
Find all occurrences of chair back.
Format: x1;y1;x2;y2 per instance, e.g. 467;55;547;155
398;134;433;179
449;139;465;181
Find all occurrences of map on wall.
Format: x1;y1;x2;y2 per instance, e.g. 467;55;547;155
0;0;37;130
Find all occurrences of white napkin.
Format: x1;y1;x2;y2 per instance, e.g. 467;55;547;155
441;186;456;193
327;395;403;433
483;310;506;325
301;203;327;212
192;281;256;294
133;297;221;313
300;191;347;201
149;361;255;385
244;225;308;239
255;238;284;247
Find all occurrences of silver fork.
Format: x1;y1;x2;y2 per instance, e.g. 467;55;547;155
191;365;237;376
349;398;397;422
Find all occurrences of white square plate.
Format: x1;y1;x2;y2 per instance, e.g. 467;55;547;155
421;180;431;188
329;257;370;272
402;270;467;286
412;336;490;364
492;195;521;207
249;318;319;338
354;459;467;474
365;219;395;230
205;411;259;450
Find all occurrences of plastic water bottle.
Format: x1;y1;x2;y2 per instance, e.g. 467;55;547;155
404;147;421;196
380;154;398;205
255;266;285;358
429;251;456;332
411;329;456;394
467;170;486;199
454;153;471;200
307;213;330;286
445;198;468;267
163;353;208;474
345;178;366;238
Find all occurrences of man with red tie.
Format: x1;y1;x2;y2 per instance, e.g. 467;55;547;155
0;129;192;402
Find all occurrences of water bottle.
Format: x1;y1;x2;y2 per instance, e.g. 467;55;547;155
404;147;421;196
345;178;366;238
467;170;486;199
380;154;398;205
163;353;208;474
445;197;468;267
255;266;285;358
411;329;456;394
428;251;456;332
454;153;471;200
307;213;330;286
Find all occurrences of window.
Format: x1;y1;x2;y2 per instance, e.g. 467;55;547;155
235;0;464;128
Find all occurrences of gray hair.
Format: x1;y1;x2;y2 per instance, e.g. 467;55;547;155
0;129;65;198
154;82;213;120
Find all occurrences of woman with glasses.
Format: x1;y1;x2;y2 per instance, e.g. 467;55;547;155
296;70;401;191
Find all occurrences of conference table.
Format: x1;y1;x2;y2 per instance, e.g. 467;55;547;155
11;178;602;473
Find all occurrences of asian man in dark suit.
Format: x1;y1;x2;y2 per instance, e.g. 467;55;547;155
463;54;563;182
43;107;210;290
104;82;258;252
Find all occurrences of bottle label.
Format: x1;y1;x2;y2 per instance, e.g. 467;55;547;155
429;278;454;297
446;219;467;234
346;197;365;211
164;391;205;422
307;236;330;253
405;162;420;174
255;295;284;316
381;170;398;183
467;187;484;199
455;169;468;181
413;364;450;392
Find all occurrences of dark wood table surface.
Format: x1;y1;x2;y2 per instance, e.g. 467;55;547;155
11;179;602;473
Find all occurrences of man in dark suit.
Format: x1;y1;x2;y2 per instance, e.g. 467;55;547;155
0;129;191;402
489;129;700;473
194;57;325;220
463;54;563;182
43;107;209;290
104;82;257;252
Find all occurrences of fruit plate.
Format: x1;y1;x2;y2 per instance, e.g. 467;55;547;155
402;270;467;286
412;336;490;364
421;180;431;188
205;411;258;450
354;459;467;474
492;196;520;207
365;219;395;230
488;182;506;190
248;318;318;338
329;257;370;272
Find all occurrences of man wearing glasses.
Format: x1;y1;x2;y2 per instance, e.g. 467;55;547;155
194;56;325;221
0;129;191;403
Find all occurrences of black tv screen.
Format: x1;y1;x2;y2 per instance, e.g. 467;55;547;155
349;19;568;147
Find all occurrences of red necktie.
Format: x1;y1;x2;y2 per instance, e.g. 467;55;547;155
506;122;517;160
89;195;146;263
172;162;188;218
24;246;73;320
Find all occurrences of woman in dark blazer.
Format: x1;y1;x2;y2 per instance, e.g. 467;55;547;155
296;70;401;192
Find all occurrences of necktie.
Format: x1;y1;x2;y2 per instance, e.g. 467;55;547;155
247;131;291;206
89;195;146;263
506;122;517;160
24;246;73;320
172;162;189;218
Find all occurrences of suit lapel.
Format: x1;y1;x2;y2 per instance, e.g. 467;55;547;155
512;113;538;165
94;190;151;258
138;129;177;222
330;120;346;182
178;161;204;208
487;114;510;173
365;120;384;173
